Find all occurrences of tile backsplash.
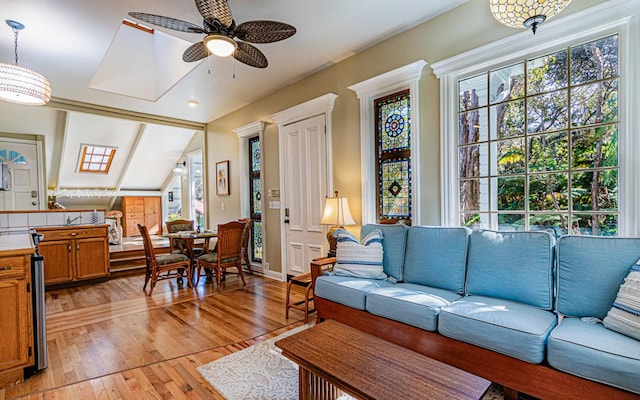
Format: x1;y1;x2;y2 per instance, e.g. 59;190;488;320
0;210;105;235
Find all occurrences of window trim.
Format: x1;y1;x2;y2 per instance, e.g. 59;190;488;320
431;0;640;236
348;60;427;225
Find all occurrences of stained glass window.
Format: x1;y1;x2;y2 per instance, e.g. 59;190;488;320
249;136;262;262
375;90;411;223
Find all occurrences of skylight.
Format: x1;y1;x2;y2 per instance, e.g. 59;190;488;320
79;144;116;173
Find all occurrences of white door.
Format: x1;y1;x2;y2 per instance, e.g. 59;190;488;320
0;140;40;210
283;115;328;276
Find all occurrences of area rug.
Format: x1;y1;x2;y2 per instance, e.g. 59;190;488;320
197;325;312;400
197;325;509;400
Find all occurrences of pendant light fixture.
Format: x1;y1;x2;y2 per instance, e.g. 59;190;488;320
489;0;572;34
0;19;52;105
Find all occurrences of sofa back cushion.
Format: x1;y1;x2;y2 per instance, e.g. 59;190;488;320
556;235;640;319
466;229;554;310
403;226;471;293
361;224;409;281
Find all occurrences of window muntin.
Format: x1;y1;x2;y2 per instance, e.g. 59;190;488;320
375;90;412;223
457;34;619;237
249;136;262;262
79;145;116;173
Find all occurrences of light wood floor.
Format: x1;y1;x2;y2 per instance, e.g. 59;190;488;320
0;270;308;399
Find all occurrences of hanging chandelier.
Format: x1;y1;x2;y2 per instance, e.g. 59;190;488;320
0;20;51;105
489;0;573;34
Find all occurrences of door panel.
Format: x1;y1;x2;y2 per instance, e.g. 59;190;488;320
283;115;328;276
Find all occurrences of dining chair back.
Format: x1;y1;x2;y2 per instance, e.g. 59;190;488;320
238;218;253;274
166;219;204;259
138;224;192;296
195;221;246;288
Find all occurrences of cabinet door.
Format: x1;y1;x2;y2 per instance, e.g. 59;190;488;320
75;237;109;280
0;279;31;371
39;240;73;285
144;197;161;234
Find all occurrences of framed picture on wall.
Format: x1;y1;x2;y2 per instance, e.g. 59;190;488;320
216;160;230;196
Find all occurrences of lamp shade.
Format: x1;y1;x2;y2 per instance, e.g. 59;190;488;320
0;62;51;105
489;0;572;33
204;34;237;57
320;195;355;226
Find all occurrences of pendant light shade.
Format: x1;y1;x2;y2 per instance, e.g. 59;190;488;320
489;0;572;34
0;63;51;105
0;20;51;105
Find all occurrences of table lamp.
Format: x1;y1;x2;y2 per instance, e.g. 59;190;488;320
320;191;356;257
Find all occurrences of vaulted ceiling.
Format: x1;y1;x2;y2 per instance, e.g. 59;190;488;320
0;0;469;209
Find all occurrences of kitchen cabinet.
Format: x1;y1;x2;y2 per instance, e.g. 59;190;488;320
37;225;109;287
0;235;34;387
122;196;161;237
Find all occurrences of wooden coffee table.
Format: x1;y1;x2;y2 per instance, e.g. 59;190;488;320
276;320;491;400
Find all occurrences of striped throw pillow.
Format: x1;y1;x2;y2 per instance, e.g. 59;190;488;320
603;259;640;340
332;228;386;280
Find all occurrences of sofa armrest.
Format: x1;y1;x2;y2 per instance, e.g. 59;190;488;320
311;257;336;288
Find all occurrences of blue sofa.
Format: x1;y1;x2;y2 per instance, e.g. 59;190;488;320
310;224;640;400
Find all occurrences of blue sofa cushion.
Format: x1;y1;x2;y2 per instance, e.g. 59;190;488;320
314;275;393;310
603;259;640;341
466;229;554;310
361;224;409;281
403;226;470;293
366;283;463;332
547;317;640;394
438;295;557;364
556;235;640;319
332;228;386;279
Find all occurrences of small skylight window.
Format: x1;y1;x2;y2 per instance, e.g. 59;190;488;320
79;145;116;174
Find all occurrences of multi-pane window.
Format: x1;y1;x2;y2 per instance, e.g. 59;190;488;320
79;145;116;173
249;136;263;261
458;35;619;237
375;90;412;223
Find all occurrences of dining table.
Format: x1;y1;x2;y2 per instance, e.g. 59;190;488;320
163;230;218;283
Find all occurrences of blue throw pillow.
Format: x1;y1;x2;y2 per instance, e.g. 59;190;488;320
332;228;386;280
603;259;640;340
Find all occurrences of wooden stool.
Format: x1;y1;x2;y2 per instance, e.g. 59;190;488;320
285;272;315;323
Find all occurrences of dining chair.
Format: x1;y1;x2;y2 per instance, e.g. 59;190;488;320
138;224;192;296
238;218;253;274
195;221;246;288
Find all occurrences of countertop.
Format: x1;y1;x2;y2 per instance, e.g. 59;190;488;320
0;233;35;257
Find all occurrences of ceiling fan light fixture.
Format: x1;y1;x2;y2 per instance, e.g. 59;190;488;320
204;34;237;57
0;19;51;105
489;0;572;34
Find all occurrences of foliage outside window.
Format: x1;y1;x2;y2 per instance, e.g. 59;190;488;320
458;35;619;237
249;136;263;262
375;90;412;223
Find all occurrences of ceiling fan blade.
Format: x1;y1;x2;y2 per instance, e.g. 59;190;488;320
128;12;205;33
235;21;296;44
183;41;210;62
234;42;268;68
194;0;233;28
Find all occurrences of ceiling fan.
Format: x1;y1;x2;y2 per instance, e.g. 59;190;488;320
128;0;296;68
